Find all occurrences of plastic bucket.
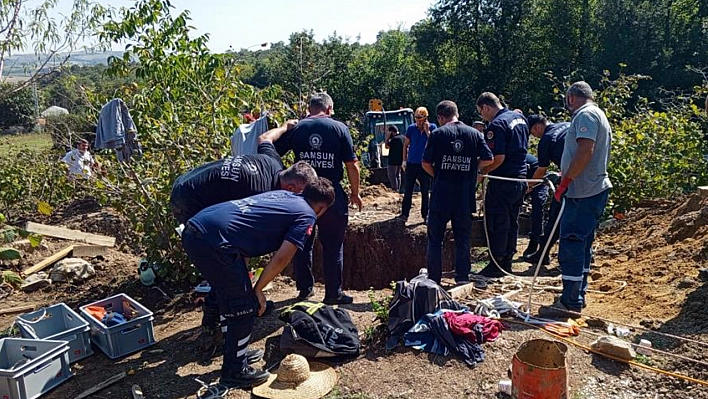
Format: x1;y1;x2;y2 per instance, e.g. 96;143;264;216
512;339;568;399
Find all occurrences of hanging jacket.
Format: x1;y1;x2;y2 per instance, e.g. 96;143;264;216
279;301;360;358
231;114;269;156
95;98;142;162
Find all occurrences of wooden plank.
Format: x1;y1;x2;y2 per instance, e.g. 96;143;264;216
74;372;127;399
0;305;34;315
24;221;116;247
22;245;75;276
72;245;107;258
448;282;478;301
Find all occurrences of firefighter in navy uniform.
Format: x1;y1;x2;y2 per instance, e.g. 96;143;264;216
182;180;335;388
277;92;363;304
422;100;493;284
475;92;529;277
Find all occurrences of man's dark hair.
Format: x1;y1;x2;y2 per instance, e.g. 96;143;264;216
476;92;501;108
309;92;334;114
303;177;335;207
75;138;89;147
388;125;398;133
526;114;548;130
281;161;317;186
436;100;458;119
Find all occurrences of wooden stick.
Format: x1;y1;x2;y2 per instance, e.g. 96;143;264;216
0;305;34;315
24;221;116;247
74;371;127;399
22;245;75;276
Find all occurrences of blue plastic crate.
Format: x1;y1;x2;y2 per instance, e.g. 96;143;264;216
79;293;156;359
0;338;72;399
16;303;93;363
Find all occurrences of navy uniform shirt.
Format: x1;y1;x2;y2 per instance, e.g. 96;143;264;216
484;109;529;177
537;122;569;168
283;115;357;214
423;122;493;213
188;191;316;258
526;153;539;180
170;142;284;221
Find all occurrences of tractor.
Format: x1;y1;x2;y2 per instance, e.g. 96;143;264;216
362;99;414;184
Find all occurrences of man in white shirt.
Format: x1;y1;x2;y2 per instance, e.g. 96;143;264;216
62;139;97;178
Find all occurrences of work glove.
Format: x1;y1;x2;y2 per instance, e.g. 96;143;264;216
554;177;572;202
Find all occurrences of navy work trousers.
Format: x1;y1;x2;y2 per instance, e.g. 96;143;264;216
484;179;526;259
426;209;472;283
558;189;610;310
530;184;549;242
401;163;431;219
294;199;348;300
181;224;257;376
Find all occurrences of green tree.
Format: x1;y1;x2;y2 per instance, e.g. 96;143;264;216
0;82;34;130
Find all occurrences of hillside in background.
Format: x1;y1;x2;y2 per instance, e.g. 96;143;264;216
2;51;123;77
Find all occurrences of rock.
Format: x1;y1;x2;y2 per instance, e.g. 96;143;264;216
591;336;636;360
24;272;48;284
590;272;604;281
21;279;51;292
49;258;95;283
616;255;629;262
699;268;708;282
677;277;697;289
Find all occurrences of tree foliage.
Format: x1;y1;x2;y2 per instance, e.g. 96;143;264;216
0;82;34;130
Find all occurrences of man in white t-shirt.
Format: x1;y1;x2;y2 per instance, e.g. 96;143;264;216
62;139;97;178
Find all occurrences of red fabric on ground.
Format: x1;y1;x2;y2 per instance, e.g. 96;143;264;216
443;311;503;343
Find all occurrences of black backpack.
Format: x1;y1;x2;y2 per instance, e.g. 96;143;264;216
387;273;464;342
279;301;360;358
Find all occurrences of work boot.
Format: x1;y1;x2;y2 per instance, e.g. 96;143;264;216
297;288;314;300
220;366;270;389
538;297;581;320
245;349;264;364
476;258;507;278
525;249;550;266
522;240;539;259
323;293;354;305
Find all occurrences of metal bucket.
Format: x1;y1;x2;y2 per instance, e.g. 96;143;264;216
512;339;568;399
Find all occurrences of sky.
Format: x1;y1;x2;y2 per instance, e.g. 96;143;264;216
29;0;434;53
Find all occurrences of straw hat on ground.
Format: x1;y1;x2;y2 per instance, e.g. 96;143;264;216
252;354;337;399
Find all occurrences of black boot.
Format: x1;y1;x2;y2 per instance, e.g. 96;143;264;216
477;257;507;278
220;366;270;389
526;249;550;266
523;240;539;259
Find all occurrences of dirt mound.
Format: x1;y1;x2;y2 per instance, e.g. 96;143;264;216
592;194;708;337
49;197;134;249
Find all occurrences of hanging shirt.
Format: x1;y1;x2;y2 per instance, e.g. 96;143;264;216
423;122;493;213
170;142;284;222
231;114;270;156
484;109;528;177
537;122;569;168
188;190;316;258
62;149;95;178
405;122;438;164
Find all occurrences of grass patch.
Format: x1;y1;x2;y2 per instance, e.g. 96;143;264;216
0;132;52;157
